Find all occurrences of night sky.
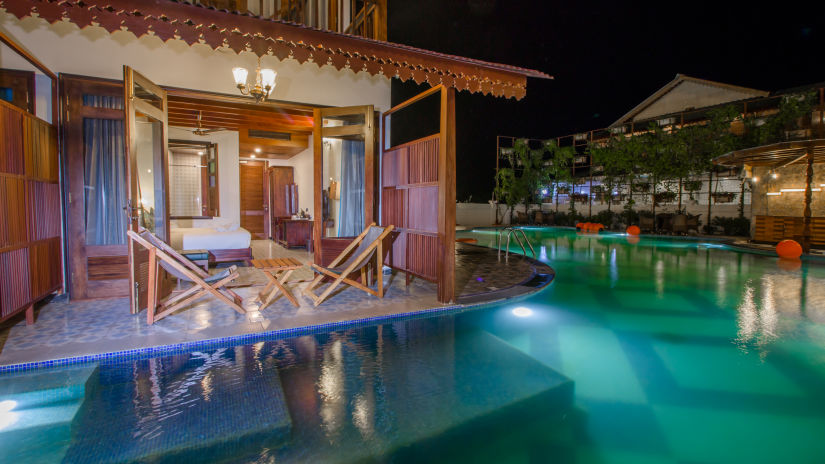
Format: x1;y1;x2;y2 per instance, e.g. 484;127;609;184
388;0;825;202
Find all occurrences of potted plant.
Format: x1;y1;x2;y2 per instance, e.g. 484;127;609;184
632;183;651;193
571;192;589;203
653;191;677;205
711;192;737;203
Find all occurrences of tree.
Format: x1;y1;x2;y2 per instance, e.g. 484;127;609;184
494;138;553;222
543;140;575;213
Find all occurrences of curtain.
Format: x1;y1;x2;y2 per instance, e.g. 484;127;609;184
84;95;127;245
338;139;365;237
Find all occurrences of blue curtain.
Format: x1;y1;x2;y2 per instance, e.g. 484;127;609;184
83;95;127;245
338;139;365;237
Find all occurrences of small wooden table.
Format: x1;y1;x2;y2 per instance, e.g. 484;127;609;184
252;258;304;308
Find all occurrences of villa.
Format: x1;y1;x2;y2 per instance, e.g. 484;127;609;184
1;2;825;463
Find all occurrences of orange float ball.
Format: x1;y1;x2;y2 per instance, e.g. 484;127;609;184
576;222;585;229
626;225;641;236
776;239;803;259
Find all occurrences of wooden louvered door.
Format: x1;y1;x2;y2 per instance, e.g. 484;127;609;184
380;85;455;303
0;98;61;324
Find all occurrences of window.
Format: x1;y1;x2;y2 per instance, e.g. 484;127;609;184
0;69;35;113
169;140;219;218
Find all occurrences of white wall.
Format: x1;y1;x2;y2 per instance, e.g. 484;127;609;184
0;12;391;110
168;127;240;227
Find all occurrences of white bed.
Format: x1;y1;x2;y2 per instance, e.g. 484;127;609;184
170;227;253;263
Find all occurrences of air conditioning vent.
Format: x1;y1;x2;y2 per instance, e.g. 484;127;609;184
248;129;291;141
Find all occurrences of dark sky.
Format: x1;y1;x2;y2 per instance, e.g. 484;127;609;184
388;0;825;202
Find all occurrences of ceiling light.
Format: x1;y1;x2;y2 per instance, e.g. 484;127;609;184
250;154;256;158
255;147;262;153
766;192;781;196
752;177;758;183
197;151;204;156
780;188;821;193
232;57;277;103
771;172;778;179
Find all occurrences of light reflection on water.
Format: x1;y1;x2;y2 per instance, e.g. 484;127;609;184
4;228;825;463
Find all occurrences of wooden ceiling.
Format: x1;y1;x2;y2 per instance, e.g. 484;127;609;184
166;89;316;159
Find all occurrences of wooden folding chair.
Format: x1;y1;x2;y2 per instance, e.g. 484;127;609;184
303;223;394;306
127;228;246;325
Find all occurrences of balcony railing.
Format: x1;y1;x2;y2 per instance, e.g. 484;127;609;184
194;0;387;41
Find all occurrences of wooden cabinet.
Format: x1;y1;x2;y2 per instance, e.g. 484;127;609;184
268;166;298;240
277;219;313;250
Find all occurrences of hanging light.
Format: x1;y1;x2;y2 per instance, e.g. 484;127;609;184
232;57;277;103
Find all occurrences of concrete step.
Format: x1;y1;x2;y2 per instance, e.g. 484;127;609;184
274;324;574;463
0;365;99;464
63;349;292;463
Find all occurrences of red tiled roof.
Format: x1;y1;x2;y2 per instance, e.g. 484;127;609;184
0;0;551;99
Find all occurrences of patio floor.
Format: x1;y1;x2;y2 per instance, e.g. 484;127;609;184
0;241;553;369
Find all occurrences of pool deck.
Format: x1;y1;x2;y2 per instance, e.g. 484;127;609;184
0;241;553;372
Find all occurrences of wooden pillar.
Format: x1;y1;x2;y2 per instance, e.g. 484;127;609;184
802;151;814;253
437;87;456;303
25;304;34;325
312;108;323;263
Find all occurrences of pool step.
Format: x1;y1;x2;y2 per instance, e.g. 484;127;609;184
0;364;99;464
63;349;293;463
274;326;574;463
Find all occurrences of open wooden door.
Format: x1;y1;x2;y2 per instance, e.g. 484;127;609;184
124;66;170;314
312;105;376;265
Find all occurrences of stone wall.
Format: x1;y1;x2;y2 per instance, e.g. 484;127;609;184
752;165;825;217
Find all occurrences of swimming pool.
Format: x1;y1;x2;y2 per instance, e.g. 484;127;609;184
2;227;825;463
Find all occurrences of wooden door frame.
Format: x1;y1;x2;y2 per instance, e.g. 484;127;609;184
312;104;375;263
239;159;269;239
60;75;129;299
124;66;170;314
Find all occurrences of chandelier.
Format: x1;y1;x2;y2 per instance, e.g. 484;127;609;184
232;57;277;103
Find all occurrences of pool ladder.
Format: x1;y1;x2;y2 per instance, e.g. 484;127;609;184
497;227;536;261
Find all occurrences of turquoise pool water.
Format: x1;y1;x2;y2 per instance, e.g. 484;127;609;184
2;227;825;463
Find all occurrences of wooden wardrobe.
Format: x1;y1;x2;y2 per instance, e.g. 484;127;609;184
268;166;298;240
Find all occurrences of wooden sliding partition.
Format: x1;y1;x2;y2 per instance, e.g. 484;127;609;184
0;99;61;323
381;85;456;303
754;215;825;248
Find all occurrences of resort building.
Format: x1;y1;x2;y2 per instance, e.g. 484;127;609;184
497;74;825;245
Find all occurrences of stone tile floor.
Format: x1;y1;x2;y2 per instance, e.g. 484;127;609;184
0;241;548;367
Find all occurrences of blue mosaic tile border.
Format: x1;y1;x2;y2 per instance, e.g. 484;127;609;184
0;273;554;375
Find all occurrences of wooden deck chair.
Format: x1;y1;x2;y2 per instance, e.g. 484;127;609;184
304;223;394;306
127;228;245;324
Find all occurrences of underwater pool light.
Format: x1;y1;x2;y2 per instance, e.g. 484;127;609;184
0;400;18;431
512;306;533;318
